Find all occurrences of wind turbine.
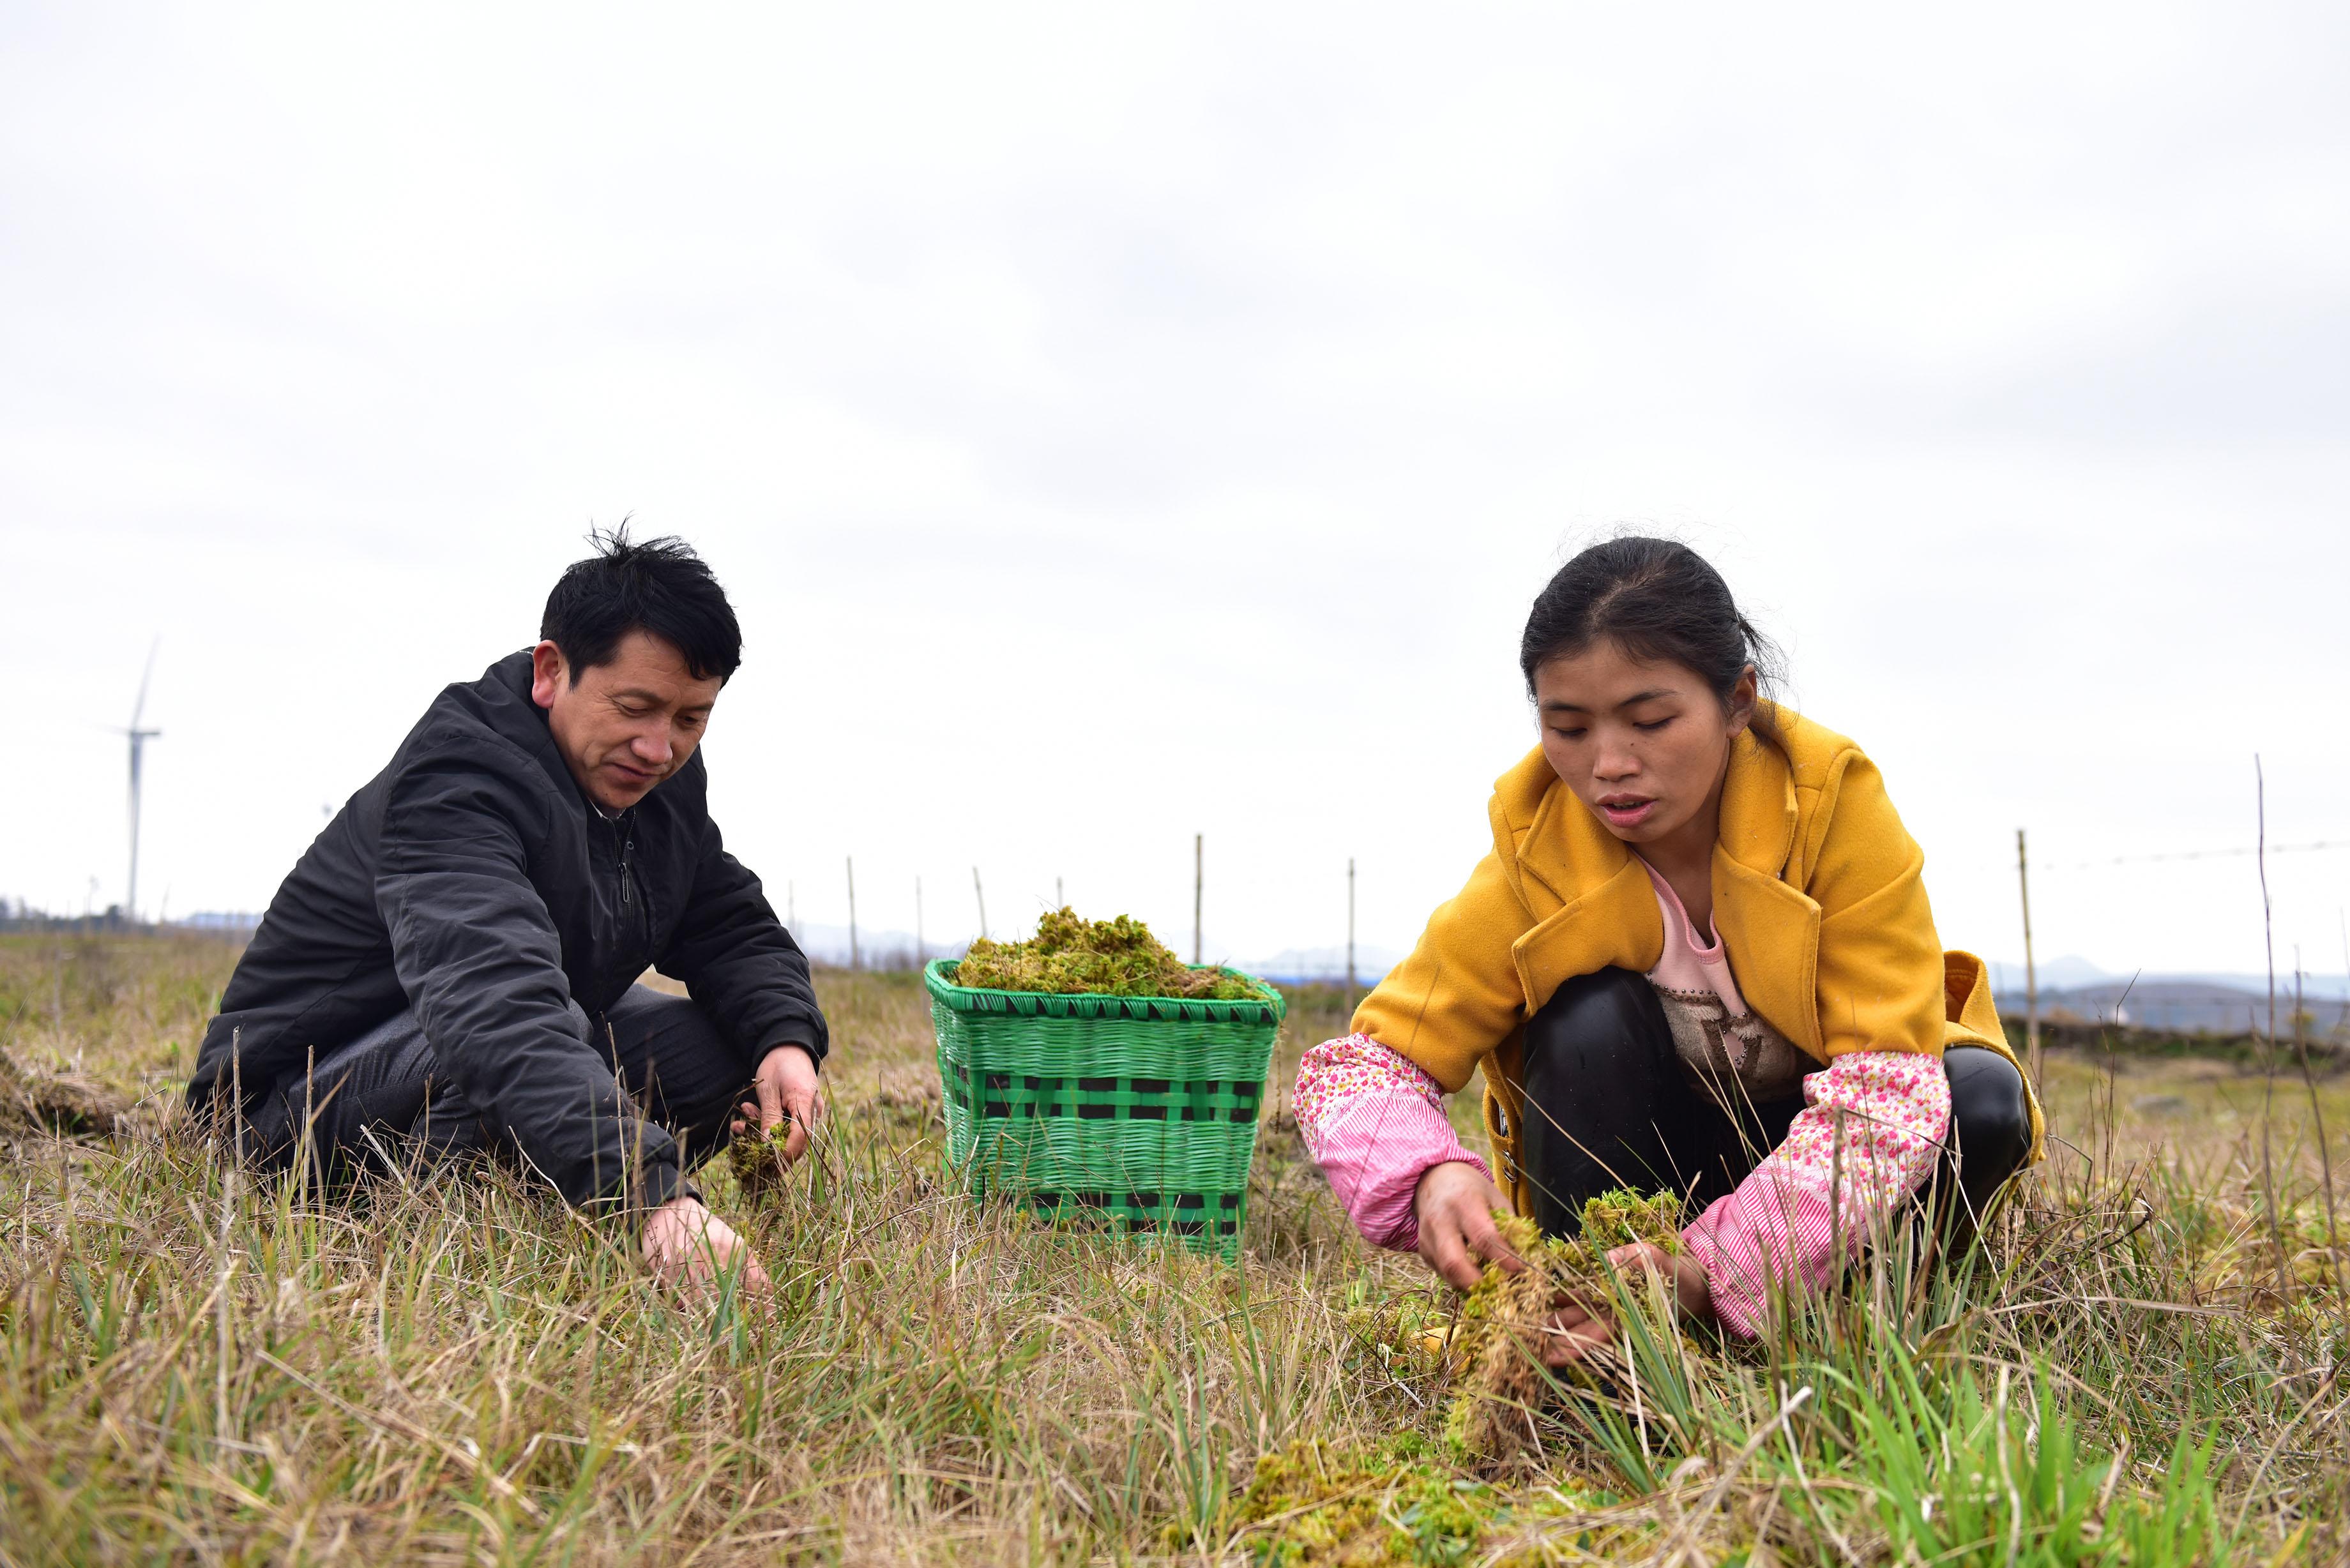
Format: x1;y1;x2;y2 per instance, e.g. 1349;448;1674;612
119;641;162;924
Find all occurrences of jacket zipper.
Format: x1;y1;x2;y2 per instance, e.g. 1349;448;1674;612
619;821;651;961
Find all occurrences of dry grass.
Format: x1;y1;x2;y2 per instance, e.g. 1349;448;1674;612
1;934;2345;1564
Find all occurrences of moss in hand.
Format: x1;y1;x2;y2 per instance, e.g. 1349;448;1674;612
1443;1189;1685;1464
727;1111;795;1204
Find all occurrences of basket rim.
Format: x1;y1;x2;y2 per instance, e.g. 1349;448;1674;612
923;958;1285;1022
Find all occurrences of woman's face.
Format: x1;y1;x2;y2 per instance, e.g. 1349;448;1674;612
1532;638;1756;848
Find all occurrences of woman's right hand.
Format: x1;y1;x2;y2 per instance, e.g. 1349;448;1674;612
1413;1160;1523;1290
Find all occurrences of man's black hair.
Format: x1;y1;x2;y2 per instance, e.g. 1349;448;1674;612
540;524;743;684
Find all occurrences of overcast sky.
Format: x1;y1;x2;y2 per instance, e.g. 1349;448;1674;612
4;1;2347;983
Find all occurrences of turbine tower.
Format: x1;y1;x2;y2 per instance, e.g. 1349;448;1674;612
120;642;162;923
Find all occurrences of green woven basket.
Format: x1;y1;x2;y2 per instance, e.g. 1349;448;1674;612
923;958;1285;1262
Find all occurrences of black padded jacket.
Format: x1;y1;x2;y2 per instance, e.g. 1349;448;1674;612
185;650;828;1213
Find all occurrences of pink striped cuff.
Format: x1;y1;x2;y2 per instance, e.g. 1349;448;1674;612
1295;1034;1490;1252
1681;1050;1950;1337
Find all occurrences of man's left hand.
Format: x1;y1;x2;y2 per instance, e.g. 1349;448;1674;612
1540;1240;1713;1368
732;1043;823;1162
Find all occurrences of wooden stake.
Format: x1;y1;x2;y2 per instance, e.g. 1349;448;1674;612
1056;876;1064;909
1347;856;1358;1007
845;856;859;971
2256;755;2293;1306
973;866;987;942
1193;833;1203;966
2017;828;2040;1088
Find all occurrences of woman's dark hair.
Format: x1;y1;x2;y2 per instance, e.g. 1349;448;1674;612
541;524;742;683
1519;536;1780;714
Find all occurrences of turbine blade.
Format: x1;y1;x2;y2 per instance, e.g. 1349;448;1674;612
131;637;160;728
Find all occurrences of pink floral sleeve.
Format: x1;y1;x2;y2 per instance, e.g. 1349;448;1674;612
1680;1050;1951;1338
1294;1034;1492;1251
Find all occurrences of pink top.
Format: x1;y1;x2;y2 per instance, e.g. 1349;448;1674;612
1640;859;1750;1015
1292;871;1952;1337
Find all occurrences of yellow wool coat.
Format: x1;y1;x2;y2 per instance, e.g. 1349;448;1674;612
1353;704;2045;1215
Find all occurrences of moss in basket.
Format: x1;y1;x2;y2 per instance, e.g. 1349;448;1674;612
1443;1188;1690;1465
953;907;1267;1001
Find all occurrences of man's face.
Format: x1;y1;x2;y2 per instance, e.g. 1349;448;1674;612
531;630;724;812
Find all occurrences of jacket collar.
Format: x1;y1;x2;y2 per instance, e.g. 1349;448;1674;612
475;650;614;825
1715;712;1798;877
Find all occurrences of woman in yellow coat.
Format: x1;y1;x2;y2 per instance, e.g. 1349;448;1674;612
1293;538;2040;1353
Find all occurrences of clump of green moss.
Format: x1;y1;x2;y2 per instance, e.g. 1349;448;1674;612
727;1113;794;1204
952;907;1269;1002
1576;1187;1685;1253
1444;1190;1685;1464
1214;1435;1580;1565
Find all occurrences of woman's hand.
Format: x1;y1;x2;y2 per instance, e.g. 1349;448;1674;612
1413;1161;1523;1290
1539;1240;1713;1367
642;1195;771;1297
1412;1168;1713;1364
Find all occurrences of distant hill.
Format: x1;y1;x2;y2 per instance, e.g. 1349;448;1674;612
1987;955;2115;993
1239;945;1405;986
1992;959;2340;1029
175;912;262;933
1989;956;2350;1033
788;923;941;970
2006;981;2347;1034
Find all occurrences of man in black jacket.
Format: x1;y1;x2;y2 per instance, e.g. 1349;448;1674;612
186;531;826;1292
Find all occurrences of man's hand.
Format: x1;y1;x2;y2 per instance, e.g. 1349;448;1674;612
1538;1240;1713;1368
731;1043;822;1162
1413;1160;1524;1291
642;1195;770;1295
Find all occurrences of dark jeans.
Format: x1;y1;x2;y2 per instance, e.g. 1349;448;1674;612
243;984;754;1190
1518;967;2031;1244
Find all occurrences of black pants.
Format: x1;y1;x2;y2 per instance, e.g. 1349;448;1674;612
1518;968;2031;1243
244;984;754;1189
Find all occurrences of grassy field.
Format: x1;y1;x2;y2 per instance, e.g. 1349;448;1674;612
1;931;2346;1564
